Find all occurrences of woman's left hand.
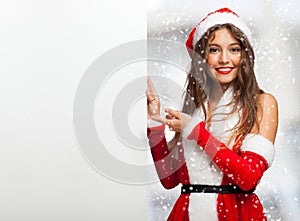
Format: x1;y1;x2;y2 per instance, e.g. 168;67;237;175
160;108;192;132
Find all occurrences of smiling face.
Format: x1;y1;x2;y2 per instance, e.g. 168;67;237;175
207;28;241;89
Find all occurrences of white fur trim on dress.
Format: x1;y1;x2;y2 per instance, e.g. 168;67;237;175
182;109;204;139
147;119;163;128
240;134;275;167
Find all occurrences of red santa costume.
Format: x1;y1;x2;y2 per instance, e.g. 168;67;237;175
147;8;275;221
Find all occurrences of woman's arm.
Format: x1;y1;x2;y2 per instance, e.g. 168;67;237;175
187;93;278;191
147;124;179;189
251;93;279;143
146;77;180;189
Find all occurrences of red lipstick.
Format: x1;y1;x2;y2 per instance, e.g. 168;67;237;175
215;67;234;75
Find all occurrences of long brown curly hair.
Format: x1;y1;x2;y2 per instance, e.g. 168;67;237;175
169;23;262;150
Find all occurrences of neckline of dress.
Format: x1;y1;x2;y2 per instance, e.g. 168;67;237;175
205;85;234;113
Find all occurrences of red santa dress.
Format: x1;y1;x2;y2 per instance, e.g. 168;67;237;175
147;86;275;221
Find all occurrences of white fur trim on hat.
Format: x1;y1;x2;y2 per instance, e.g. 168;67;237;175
193;10;253;46
186;8;253;56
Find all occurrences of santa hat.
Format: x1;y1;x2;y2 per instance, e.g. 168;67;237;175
186;8;253;57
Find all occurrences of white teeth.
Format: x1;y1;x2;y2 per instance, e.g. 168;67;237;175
217;68;232;72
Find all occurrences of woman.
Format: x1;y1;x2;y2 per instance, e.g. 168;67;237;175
147;8;278;221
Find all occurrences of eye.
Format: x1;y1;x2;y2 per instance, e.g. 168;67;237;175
209;47;219;53
230;47;241;53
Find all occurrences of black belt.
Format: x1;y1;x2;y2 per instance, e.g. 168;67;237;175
181;184;255;194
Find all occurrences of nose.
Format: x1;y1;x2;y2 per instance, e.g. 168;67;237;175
219;51;229;64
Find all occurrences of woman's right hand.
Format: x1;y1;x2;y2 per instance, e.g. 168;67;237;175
146;77;192;130
146;76;162;122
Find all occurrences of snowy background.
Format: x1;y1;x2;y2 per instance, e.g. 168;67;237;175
0;0;299;220
148;0;300;220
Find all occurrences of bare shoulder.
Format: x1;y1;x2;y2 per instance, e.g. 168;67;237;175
255;93;278;143
257;93;278;109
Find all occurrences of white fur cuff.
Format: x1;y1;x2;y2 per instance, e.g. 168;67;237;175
240;134;275;167
182;109;204;139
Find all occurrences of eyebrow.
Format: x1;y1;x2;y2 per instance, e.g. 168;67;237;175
208;43;241;47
